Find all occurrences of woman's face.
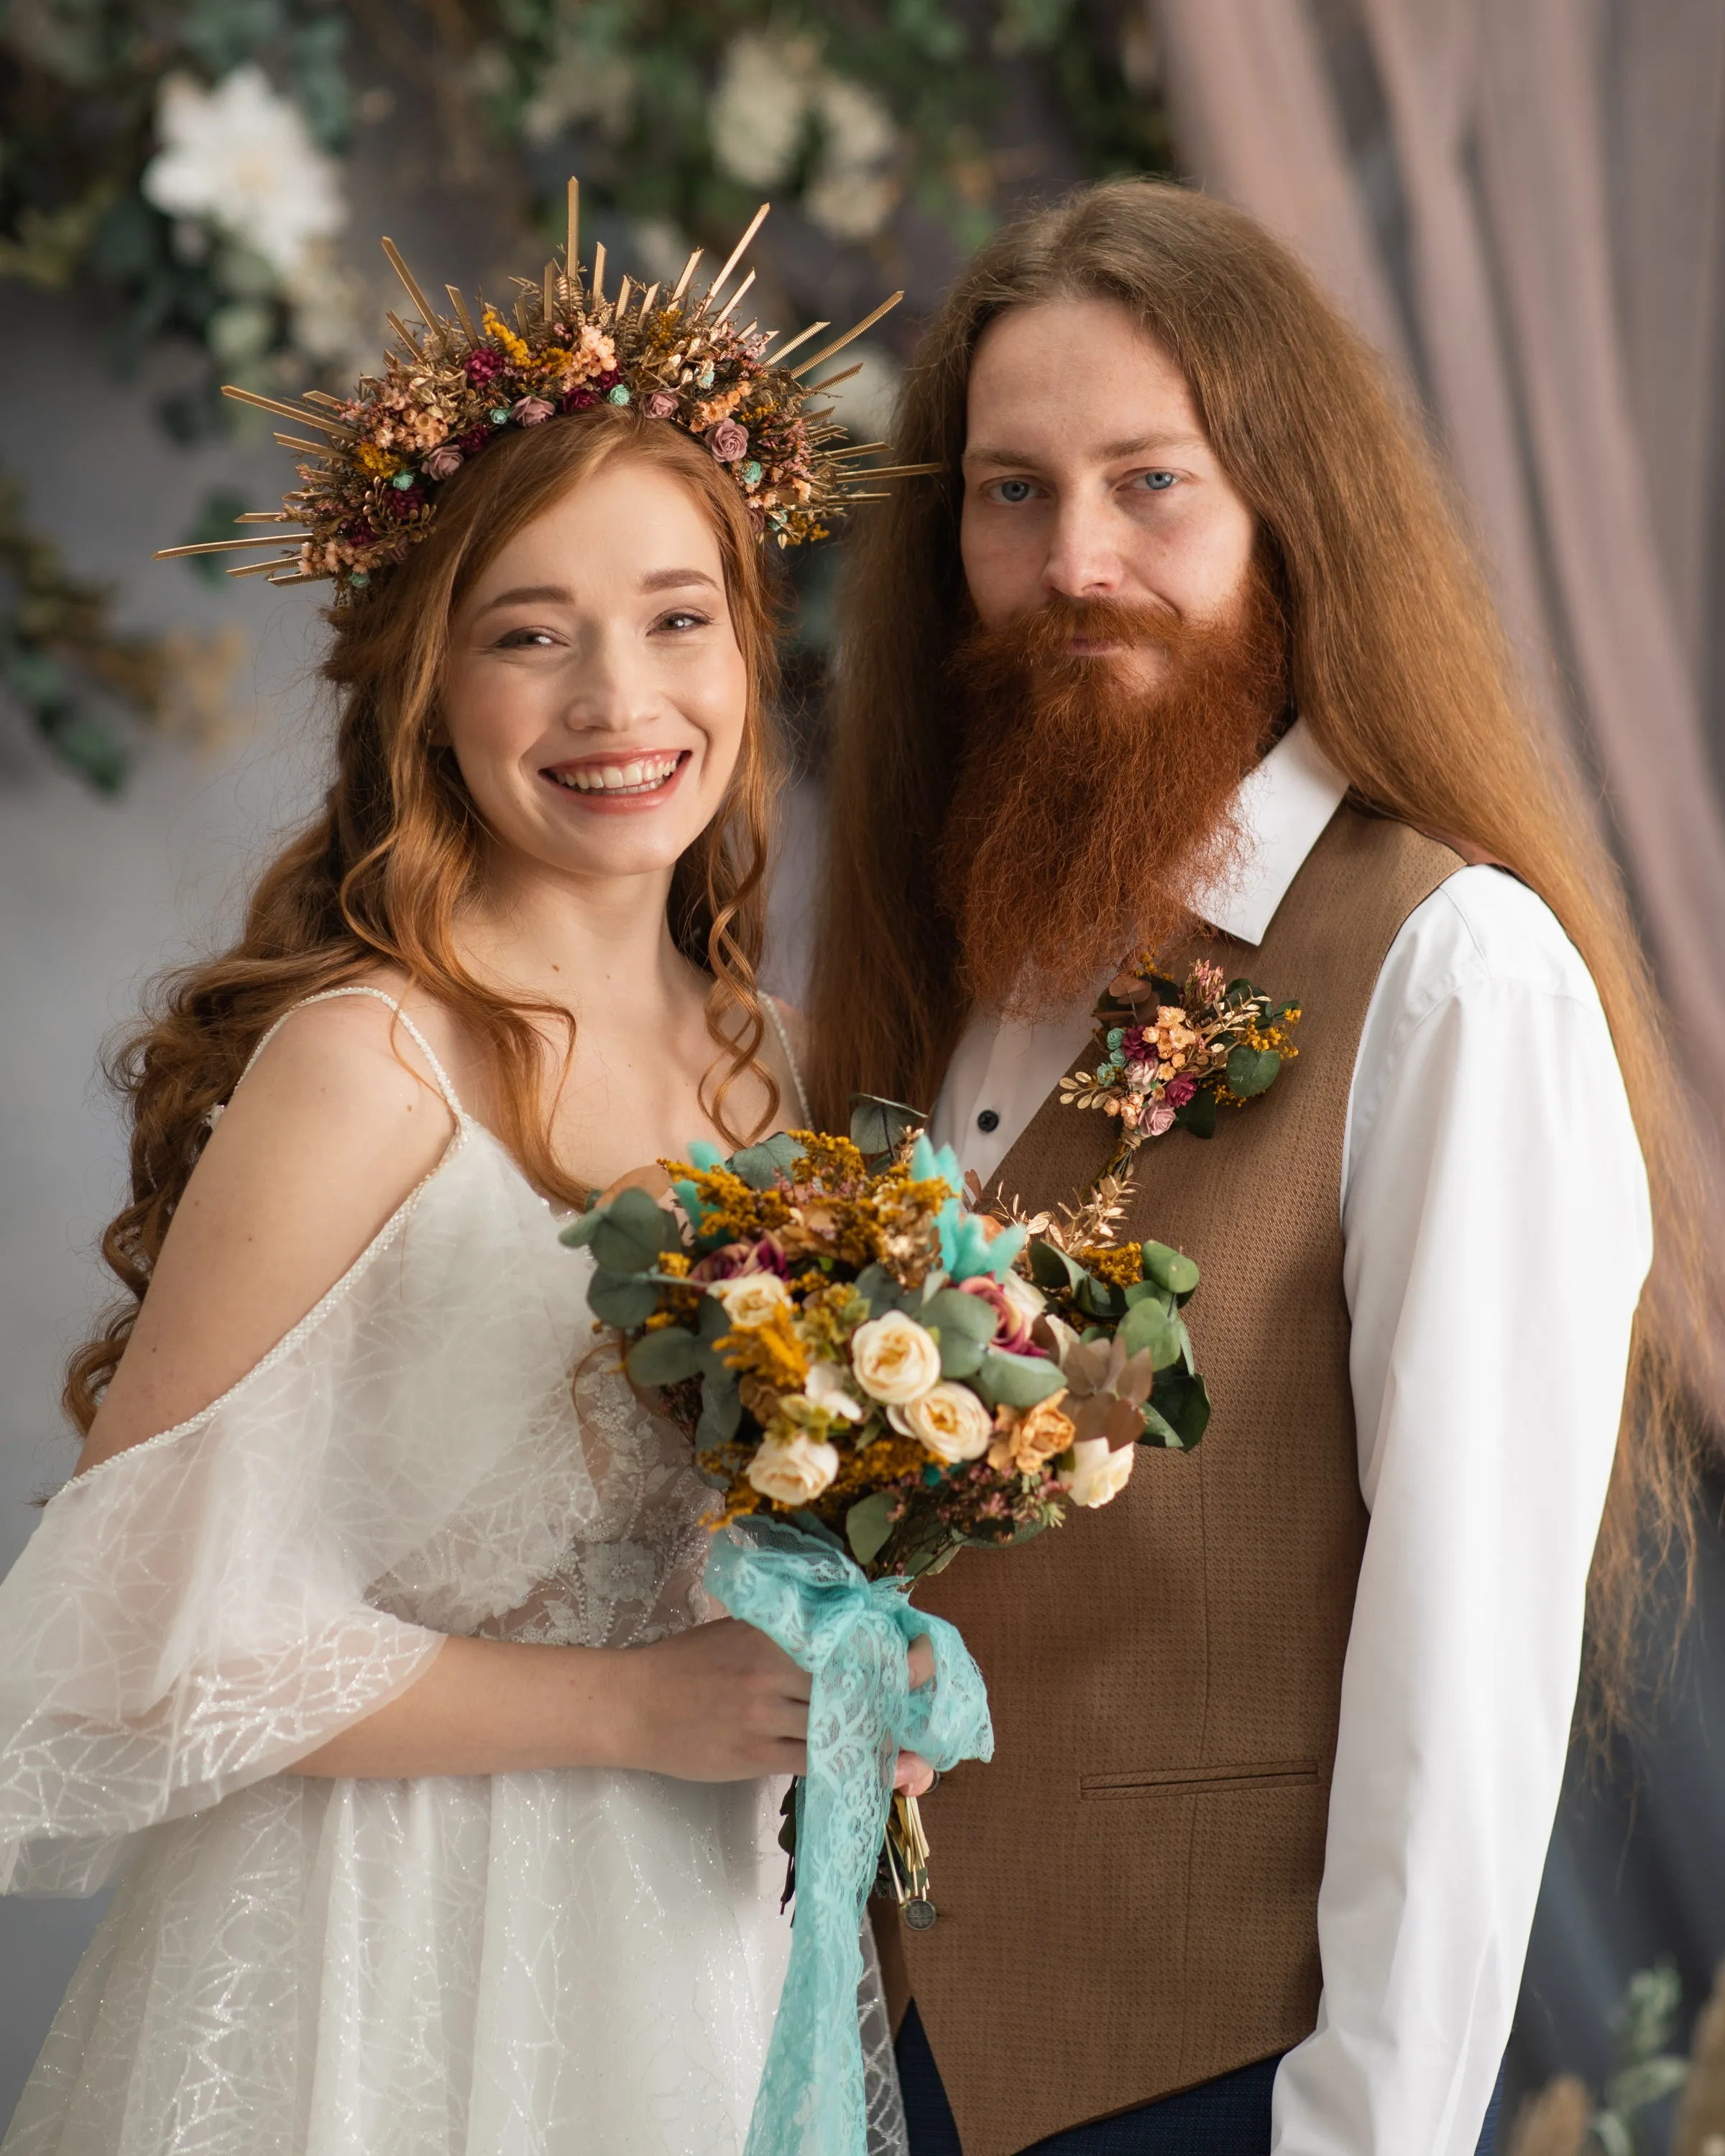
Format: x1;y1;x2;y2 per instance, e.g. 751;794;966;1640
443;455;749;889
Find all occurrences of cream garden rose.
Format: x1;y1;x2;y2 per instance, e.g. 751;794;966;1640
711;1271;792;1328
1061;1436;1137;1508
998;1271;1046;1332
892;1381;993;1464
745;1432;841;1505
804;1360;866;1423
848;1310;942;1404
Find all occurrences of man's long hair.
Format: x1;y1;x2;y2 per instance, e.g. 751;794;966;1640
806;178;1709;1728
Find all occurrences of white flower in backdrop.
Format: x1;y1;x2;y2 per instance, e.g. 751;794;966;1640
806;74;899;241
710;31;819;188
710;31;899;238
143;66;345;282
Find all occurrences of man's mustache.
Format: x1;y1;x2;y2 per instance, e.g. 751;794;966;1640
952;594;1193;678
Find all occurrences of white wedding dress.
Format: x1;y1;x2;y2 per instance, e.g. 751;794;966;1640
0;987;906;2156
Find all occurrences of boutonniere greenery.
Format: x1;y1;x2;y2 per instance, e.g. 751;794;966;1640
1060;954;1302;1156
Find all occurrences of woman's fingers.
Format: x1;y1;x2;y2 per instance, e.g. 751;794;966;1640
893;1749;935;1796
907;1634;936;1690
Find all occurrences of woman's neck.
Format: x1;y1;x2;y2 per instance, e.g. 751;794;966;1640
455;850;696;1024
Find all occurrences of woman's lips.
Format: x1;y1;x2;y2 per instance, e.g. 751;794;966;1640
539;748;691;809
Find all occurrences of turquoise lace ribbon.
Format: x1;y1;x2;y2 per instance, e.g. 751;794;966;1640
706;1517;995;2156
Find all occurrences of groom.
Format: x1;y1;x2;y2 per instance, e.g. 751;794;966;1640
806;182;1657;2152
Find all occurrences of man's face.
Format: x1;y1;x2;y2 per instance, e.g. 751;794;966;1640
960;296;1258;686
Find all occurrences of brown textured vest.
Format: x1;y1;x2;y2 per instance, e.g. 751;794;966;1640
873;807;1460;2156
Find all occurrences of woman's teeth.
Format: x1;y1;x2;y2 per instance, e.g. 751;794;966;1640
549;753;681;796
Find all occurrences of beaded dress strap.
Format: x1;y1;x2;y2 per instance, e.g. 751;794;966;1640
765;995;810;1126
221;985;469;1127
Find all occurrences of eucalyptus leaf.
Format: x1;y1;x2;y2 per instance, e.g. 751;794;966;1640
626;1327;707;1387
1174;1089;1218;1139
849;1093;926;1158
1123;1279;1174;1312
1146;1368;1210;1447
845;1491;897;1567
587;1268;661;1327
1118;1296;1182;1368
696;1374;742;1444
558;1205;603;1249
921;1289;999;1345
1074;1273;1126;1321
1029;1239;1085;1293
591;1186;681;1273
974;1348;1067;1410
1225;1043;1282;1099
854;1261;908;1317
1139;1241;1200;1298
695;1291;732;1341
728;1133;802;1189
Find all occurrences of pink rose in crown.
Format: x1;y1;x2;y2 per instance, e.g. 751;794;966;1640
1164;1073;1197;1107
647;391;680;419
423;445;464;479
512;396;556;425
709;418;749;464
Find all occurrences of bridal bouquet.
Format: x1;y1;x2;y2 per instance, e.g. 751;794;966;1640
561;1115;1206;2156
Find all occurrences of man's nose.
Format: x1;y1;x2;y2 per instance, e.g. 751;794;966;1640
1039;497;1122;600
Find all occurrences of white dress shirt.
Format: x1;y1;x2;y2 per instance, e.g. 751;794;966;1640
932;722;1651;2156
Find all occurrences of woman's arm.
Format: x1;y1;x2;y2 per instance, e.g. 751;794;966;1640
79;992;454;1476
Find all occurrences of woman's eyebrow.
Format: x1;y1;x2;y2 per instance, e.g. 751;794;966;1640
472;583;570;619
640;568;721;594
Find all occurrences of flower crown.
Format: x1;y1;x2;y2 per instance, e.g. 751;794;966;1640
157;180;937;598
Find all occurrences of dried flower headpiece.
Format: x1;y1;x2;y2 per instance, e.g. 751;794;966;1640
156;180;937;598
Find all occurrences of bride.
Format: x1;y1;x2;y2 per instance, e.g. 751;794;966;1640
0;228;923;2154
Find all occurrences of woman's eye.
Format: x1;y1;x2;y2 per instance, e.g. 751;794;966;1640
494;626;558;649
1134;470;1178;493
653;609;710;634
989;479;1039;505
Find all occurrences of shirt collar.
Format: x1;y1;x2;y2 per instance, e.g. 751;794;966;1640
1186;717;1348;947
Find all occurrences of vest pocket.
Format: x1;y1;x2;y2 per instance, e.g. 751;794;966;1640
1080;1760;1318;1800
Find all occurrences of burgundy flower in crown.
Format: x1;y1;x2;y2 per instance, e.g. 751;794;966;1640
155;178;939;599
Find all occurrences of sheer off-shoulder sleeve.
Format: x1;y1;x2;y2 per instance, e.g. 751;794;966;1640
0;1128;597;1896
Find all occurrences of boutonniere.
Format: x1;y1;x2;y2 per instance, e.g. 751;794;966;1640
1059;954;1302;1154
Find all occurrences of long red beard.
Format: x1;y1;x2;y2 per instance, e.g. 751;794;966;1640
938;576;1289;1018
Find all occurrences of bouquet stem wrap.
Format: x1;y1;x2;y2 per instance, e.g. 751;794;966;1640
705;1516;995;2156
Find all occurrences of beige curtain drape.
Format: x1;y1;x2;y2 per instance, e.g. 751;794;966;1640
1154;0;1725;1149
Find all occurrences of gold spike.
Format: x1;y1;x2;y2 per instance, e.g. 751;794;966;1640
592;241;606;305
837;490;891;501
841;462;943;479
152;535;305;560
387;310;425;356
704;203;770;308
636;281;660;323
512;291;530;335
766;319;829;367
788;291;904;377
446;285;479;344
671;248;704;303
380;237;437;329
830;441;889;459
542;262;556;321
566;177;580;280
267;570;321;586
302;390;346;411
710;269;755;330
801;361;863;395
226;554;306;579
235;510;301;522
273;433;337;455
222;384;357;436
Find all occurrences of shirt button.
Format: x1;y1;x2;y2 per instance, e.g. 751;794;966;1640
976;1109;1000;1133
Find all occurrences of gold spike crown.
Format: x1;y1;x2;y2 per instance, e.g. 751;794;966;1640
157;181;938;596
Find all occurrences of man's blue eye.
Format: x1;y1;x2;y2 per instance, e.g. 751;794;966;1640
995;479;1035;504
1141;471;1177;492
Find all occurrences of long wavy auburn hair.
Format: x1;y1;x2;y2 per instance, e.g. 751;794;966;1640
806;178;1712;1729
68;406;785;1435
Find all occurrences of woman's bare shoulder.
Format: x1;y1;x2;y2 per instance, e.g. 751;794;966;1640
76;989;461;1475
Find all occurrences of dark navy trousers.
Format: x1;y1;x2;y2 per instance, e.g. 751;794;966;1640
896;2000;1505;2155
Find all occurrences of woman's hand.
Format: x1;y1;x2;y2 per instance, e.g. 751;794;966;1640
622;1619;813;1779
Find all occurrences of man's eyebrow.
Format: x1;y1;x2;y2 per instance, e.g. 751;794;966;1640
962;433;1209;469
